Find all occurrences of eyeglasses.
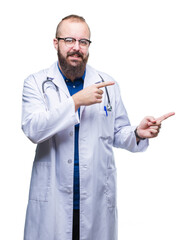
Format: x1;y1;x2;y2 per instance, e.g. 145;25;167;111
57;37;92;49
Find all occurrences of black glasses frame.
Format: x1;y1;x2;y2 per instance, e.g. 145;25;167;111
57;37;92;46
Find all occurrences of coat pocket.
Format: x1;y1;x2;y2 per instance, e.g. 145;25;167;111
105;168;117;209
98;110;114;139
29;162;51;202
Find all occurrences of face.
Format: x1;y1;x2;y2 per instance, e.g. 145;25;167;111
53;20;90;80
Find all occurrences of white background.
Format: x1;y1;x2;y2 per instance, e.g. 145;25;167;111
0;0;196;239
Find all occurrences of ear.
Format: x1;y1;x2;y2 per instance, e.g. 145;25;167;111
53;38;58;51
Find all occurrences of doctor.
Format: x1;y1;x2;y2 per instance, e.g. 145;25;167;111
22;15;174;240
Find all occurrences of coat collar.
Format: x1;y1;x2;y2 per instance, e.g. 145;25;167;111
46;62;102;96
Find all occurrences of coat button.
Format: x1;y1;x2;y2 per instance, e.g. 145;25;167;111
68;159;72;164
66;188;72;194
69;131;73;137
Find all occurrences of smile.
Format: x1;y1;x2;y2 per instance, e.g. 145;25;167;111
70;54;81;58
67;51;83;59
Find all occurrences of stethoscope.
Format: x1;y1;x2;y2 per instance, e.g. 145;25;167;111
42;74;112;111
98;74;112;112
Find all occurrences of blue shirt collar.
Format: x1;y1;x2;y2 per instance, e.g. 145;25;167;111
57;62;86;82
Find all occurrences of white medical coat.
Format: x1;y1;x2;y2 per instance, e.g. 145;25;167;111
22;62;148;240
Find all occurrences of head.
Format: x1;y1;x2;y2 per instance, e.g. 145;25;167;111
53;15;91;81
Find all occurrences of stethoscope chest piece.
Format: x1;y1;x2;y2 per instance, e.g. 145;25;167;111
107;104;112;112
98;74;112;112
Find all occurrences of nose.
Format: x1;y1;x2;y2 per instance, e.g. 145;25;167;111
72;40;80;51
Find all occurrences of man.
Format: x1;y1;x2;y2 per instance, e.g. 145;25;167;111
22;15;174;240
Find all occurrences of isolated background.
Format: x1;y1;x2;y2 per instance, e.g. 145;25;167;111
0;0;196;239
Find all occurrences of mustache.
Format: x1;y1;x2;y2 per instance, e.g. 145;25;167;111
67;51;83;58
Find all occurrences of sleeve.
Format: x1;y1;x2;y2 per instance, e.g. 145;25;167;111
21;74;79;144
112;82;149;152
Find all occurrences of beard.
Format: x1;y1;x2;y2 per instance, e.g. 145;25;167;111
58;49;89;80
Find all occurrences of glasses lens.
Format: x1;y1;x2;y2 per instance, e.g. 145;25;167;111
64;38;75;47
79;39;89;48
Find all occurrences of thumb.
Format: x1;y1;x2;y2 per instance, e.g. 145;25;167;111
146;116;156;126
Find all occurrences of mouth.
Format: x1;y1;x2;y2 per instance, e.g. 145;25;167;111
67;52;83;60
69;55;81;60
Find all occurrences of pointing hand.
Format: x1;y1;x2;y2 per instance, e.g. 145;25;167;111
72;81;115;111
136;112;175;139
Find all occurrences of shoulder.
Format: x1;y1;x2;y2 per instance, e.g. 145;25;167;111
24;62;57;86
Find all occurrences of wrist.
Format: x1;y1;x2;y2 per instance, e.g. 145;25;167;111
134;127;146;140
72;94;81;112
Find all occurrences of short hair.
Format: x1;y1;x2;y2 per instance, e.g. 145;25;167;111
55;14;91;38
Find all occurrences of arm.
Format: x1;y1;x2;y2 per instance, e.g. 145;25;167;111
113;83;149;152
112;82;175;150
21;75;79;144
22;76;115;144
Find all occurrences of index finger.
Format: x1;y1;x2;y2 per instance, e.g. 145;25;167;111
96;81;115;89
156;112;175;123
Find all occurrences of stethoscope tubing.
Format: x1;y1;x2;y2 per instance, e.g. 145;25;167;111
42;74;112;111
98;74;112;111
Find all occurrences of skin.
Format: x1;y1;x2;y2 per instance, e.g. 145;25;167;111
53;19;175;141
53;20;90;74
